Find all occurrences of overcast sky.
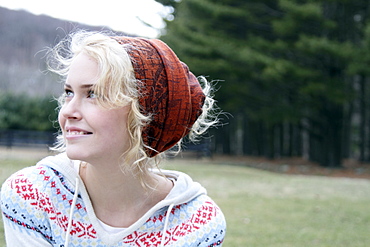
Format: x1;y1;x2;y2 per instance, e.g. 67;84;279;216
0;0;171;37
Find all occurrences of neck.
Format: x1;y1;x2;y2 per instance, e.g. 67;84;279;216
79;160;172;227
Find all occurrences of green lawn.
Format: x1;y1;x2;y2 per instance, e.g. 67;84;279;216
164;159;370;247
1;156;370;246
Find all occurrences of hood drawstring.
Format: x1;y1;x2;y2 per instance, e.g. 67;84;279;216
64;181;173;247
160;203;174;247
64;178;80;247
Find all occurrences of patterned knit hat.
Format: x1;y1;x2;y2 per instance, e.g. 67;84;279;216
113;37;205;157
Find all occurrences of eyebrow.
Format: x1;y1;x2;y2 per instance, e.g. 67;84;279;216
64;83;95;89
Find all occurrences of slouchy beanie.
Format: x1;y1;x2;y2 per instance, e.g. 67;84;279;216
113;37;205;157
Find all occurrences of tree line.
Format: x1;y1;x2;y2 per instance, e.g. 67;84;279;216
0;93;58;131
156;0;370;167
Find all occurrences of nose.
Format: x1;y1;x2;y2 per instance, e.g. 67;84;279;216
59;97;82;120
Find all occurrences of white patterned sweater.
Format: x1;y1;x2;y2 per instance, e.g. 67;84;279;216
1;153;226;246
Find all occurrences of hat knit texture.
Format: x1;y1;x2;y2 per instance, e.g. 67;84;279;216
113;37;205;157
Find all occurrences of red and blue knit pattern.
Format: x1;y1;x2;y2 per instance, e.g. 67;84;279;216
1;166;226;246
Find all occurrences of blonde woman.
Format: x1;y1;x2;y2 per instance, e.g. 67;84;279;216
1;31;226;246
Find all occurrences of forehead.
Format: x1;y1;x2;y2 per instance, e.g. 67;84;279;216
66;52;100;87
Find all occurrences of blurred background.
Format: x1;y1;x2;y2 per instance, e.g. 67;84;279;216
2;0;370;170
1;1;370;246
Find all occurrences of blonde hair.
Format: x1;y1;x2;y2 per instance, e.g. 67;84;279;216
48;30;218;179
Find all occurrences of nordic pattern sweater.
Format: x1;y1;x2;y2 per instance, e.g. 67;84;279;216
1;153;226;246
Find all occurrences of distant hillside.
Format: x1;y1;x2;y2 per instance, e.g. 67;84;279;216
0;7;127;96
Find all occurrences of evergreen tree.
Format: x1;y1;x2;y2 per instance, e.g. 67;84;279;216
158;0;370;167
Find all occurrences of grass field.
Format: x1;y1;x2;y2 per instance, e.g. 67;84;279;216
1;153;370;246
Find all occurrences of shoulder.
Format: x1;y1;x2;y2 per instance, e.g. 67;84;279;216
1;163;60;191
1;165;54;215
135;194;226;246
1;153;75;199
0;166;51;237
1;156;76;214
1;158;78;244
168;195;226;246
178;194;226;228
1;165;47;194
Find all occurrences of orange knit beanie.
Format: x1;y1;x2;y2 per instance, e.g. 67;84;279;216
113;37;205;157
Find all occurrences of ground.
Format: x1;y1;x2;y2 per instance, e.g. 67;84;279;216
2;147;370;180
212;155;370;179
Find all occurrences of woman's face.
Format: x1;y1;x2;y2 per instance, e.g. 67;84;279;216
58;52;131;163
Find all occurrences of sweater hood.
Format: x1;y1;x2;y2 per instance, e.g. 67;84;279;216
36;153;207;245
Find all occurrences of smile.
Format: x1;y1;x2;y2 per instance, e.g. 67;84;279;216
66;130;93;135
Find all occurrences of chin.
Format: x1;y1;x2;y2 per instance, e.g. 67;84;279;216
65;148;89;162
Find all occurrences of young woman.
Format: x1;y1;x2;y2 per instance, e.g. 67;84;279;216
1;31;226;246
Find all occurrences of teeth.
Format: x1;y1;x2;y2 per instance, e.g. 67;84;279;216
68;131;88;135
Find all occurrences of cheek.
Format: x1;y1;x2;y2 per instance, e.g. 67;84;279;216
109;116;129;138
58;110;66;130
106;109;130;142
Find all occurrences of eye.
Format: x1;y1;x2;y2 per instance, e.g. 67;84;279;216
64;89;74;98
87;90;98;99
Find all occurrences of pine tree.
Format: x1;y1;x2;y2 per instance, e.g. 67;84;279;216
158;0;370;167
